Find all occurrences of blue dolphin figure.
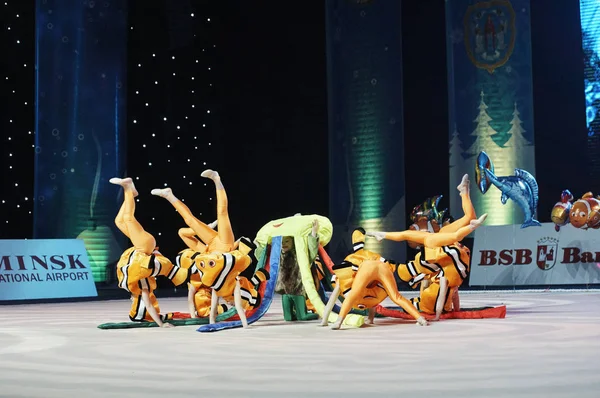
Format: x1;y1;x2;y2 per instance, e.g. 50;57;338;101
476;151;541;229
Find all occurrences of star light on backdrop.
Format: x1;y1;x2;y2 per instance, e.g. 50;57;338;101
126;2;221;258
0;1;35;239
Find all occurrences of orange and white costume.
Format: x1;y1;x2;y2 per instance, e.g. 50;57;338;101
194;237;268;309
111;176;189;324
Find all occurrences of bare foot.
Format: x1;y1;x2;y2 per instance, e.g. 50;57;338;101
366;231;386;241
109;177;139;197
469;214;488;230
457;173;470;195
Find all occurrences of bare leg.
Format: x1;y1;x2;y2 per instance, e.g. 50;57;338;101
452;288;460;312
188;283;198;318
331;288;358;329
440;174;477;233
234;278;249;328
141;289;173;328
369;229;431;245
420;277;431;295
151;187;218;245
433;276;448;321
178;228;207;252
201;169;235;250
332;262;385;329
376;262;428;325
210;288;218;324
366;307;376;325
110;178;156;254
423;214;487;247
114;200;129;237
319;279;340;326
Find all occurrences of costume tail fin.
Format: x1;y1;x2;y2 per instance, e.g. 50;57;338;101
250;268;270;287
351;227;366;252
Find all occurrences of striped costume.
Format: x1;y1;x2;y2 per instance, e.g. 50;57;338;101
116;247;189;322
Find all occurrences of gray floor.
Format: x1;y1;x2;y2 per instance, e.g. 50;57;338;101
0;291;599;398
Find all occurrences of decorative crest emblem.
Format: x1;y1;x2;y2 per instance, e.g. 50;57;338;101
463;0;516;73
536;237;559;271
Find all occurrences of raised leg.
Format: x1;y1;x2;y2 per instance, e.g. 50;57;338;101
114;200;129;237
234;278;249;328
178;228;207;253
440;174;477;233
423;214;487;248
110;178;156;254
151;187;218;246
201;169;235;250
368;229;431;245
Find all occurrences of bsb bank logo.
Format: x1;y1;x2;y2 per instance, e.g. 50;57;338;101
535;237;558;271
477;237;594;271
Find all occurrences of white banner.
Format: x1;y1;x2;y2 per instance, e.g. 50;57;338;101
470;223;600;286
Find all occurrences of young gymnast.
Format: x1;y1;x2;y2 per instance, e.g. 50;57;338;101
322;227;428;329
367;174;487;320
151;169;239;318
110;177;190;327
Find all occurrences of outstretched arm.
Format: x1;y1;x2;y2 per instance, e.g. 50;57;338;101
452;288;460;312
188;283;197;318
141;289;173;328
433;276;448;321
320;280;340;327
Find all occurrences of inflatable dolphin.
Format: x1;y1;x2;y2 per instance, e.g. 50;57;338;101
476;151;541;229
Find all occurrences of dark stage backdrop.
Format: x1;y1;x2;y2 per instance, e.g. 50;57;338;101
326;0;407;263
213;1;329;242
530;0;588;219
126;1;329;261
0;2;35;240
34;0;128;282
125;0;223;263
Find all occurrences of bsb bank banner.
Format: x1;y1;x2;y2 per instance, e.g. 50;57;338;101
470;224;600;286
446;0;536;227
0;239;98;300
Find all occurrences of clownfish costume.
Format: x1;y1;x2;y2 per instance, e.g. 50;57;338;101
396;243;471;289
323;228;428;329
111;176;190;326
194;237;270;312
367;173;487;320
116;246;190;322
176;249;228;318
410;273;457;316
330;228;391;310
